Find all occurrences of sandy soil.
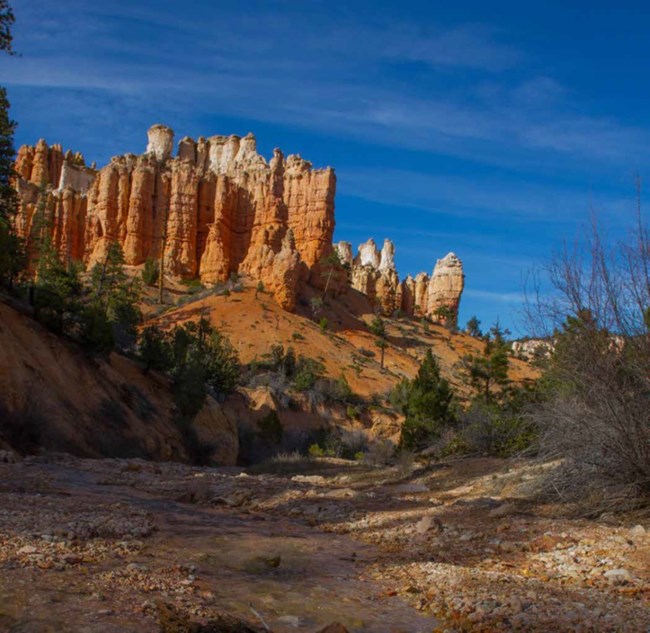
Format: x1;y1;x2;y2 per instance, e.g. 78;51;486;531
151;286;537;402
0;453;647;632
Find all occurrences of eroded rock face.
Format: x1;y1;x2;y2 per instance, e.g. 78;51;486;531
427;253;465;324
13;125;337;311
347;240;464;325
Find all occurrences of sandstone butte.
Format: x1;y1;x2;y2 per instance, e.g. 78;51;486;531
13;124;464;322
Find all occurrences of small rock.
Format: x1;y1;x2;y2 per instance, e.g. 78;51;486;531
278;614;302;627
604;568;633;585
415;516;442;535
63;554;82;565
489;503;516;519
17;545;37;555
629;525;646;538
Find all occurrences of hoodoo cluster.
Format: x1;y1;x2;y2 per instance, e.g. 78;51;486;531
13;124;464;321
14;124;335;310
336;239;464;324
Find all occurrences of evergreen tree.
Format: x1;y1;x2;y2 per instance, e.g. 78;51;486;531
33;239;82;334
86;241;142;351
141;257;159;286
461;322;510;404
0;4;23;287
465;315;482;338
138;325;174;372
369;314;388;368
399;349;457;450
0;86;24;287
0;1;15;55
369;314;386;338
139;318;240;417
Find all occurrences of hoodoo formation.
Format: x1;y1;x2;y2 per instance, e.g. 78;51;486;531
13;124;464;322
336;239;465;324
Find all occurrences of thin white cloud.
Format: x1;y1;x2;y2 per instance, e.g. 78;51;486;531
463;289;525;303
5;2;650;170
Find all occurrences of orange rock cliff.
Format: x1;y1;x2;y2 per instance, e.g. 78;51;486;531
14;124;335;310
13;124;464;320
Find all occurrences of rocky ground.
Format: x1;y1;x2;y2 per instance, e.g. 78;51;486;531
0;452;647;632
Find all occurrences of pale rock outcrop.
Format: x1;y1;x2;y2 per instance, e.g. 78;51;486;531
335;241;353;267
426;253;465;324
13;125;336;311
347;241;464;324
511;339;553;360
356;238;380;268
379;238;396;271
146;124;174;161
58;160;95;193
349;239;401;314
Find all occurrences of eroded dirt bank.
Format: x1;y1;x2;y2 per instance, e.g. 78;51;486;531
0;454;647;632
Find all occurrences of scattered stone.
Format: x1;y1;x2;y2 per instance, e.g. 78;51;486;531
277;614;301;627
629;525;646;538
415;516;442;535
489;503;516;518
604;569;634;585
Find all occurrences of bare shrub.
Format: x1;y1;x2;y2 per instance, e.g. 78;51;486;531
526;210;650;510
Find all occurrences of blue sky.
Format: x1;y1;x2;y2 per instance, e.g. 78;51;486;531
2;0;648;333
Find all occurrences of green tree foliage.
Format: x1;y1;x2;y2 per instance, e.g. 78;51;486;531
433;304;455;326
0;1;15;55
465;315;482;338
84;242;142;352
461;322;510;404
33;240;82;334
0;86;24;286
398;349;457;450
458;385;539;457
138;318;240;418
369;315;388;369
0;8;23;287
269;343;297;377
368;314;386;338
141;257;159;286
320;249;343;297
139;325;174;372
292;356;325;392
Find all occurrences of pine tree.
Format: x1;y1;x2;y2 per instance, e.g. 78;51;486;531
399;349;456;450
370;315;388;369
0;1;15;55
85;241;142;351
0;3;23;288
33;239;82;334
0;86;24;287
461;322;510;404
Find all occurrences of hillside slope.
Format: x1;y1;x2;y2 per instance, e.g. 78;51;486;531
154;285;537;399
0;298;238;464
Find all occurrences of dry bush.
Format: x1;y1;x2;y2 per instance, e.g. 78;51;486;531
526;210;650;511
